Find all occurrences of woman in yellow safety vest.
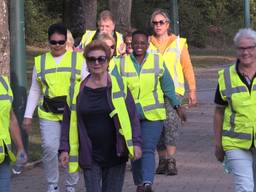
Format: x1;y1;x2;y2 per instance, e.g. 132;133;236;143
214;28;256;192
59;40;142;192
22;23;88;192
149;8;197;176
117;30;186;192
0;75;27;192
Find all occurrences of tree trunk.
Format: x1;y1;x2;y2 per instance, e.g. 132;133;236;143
108;0;132;32
82;0;97;30
0;0;10;75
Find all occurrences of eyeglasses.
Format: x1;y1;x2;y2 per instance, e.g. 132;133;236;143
86;56;108;65
49;40;66;45
152;20;167;26
237;45;256;53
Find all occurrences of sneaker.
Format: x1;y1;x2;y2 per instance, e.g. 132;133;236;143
136;185;144;192
144;183;154;192
166;158;178;176
155;159;167;174
66;186;75;192
47;184;59;192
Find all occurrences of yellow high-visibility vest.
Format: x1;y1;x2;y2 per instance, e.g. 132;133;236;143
67;73;134;173
0;75;16;163
148;36;186;95
80;30;123;56
35;51;84;121
218;64;256;151
117;54;166;121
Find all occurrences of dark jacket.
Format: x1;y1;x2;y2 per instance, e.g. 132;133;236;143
59;73;141;169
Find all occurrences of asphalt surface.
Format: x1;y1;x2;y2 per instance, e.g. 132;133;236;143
11;67;234;192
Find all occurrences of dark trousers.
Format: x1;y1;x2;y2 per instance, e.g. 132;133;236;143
83;161;126;192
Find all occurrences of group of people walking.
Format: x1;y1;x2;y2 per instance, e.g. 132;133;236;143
3;6;256;192
0;7;194;192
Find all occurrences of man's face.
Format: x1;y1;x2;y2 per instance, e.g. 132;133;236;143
98;19;115;35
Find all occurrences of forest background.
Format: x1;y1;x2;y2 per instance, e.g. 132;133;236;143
25;0;256;48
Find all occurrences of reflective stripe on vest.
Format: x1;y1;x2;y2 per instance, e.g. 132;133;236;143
148;36;185;95
219;66;253;141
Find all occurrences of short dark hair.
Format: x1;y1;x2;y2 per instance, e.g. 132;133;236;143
48;23;67;40
132;30;149;39
84;40;111;61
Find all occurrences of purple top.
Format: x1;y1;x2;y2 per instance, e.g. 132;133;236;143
59;74;141;169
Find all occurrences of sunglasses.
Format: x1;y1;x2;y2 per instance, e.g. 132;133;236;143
86;56;107;65
49;40;66;45
152;20;167;26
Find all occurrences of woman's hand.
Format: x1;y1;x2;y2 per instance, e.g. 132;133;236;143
176;106;187;122
188;90;197;108
132;146;142;161
215;144;225;162
59;152;69;168
22;118;33;134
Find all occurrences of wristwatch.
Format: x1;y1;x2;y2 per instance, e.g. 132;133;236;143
173;104;181;110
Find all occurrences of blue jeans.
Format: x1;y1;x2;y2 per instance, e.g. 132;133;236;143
83;162;126;192
131;120;163;185
0;157;11;192
226;149;256;192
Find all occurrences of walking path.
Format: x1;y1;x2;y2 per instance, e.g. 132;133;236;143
11;67;234;192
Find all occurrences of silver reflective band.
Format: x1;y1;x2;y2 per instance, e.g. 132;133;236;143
69;156;78;162
0;76;9;91
223;67;236;128
221;86;247;97
120;57;137;77
6;144;12;151
143;103;165;111
0;94;12;100
113;91;125;99
69;52;77;105
252;84;256;91
222;130;251;140
70;104;76;111
0;146;3;153
127;139;133;147
37;68;81;77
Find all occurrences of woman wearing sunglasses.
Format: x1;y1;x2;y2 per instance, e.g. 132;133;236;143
22;23;88;192
59;40;142;192
148;9;197;176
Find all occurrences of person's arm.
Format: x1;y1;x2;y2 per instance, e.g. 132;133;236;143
125;88;142;160
9;110;27;163
180;44;197;107
59;104;71;167
214;105;225;162
23;67;41;133
160;64;186;121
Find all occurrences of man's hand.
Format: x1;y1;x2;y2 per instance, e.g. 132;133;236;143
59;152;69;168
132;145;142;161
215;144;225;162
188;90;197;108
176;106;187;122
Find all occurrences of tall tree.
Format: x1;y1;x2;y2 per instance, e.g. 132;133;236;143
82;0;97;29
108;0;132;32
0;0;10;75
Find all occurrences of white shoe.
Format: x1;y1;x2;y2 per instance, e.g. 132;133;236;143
47;184;59;192
66;186;75;192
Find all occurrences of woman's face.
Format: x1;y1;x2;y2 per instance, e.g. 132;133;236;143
152;14;170;37
103;39;115;57
236;38;256;67
49;33;66;57
86;50;108;75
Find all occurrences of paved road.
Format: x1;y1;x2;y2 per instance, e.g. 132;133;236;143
11;67;234;192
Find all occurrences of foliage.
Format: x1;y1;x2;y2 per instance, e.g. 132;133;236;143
25;0;62;44
24;0;253;48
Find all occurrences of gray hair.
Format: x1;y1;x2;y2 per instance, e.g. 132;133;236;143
233;28;256;47
150;9;170;27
